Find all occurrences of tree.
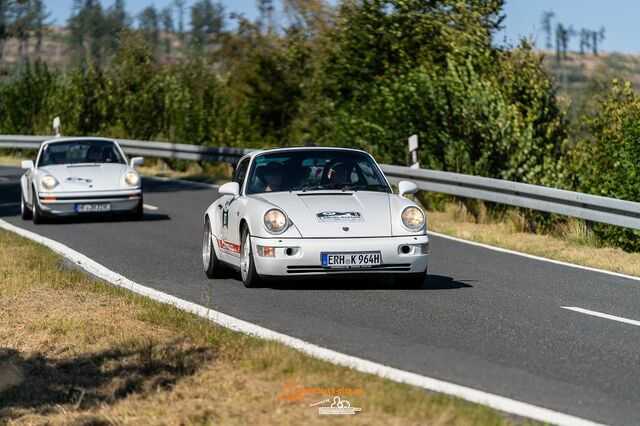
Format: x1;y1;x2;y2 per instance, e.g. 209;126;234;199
0;0;10;63
160;6;173;57
68;0;109;65
540;10;554;50
257;0;274;33
33;0;49;55
591;27;605;55
554;23;573;62
190;0;225;52
174;0;185;40
138;5;160;51
579;28;590;55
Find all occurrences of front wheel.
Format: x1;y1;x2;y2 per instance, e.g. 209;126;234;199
399;269;428;289
202;218;223;279
240;227;262;288
21;190;32;220
32;190;45;224
129;198;144;221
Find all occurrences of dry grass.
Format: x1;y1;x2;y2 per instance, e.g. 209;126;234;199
0;155;24;166
0;229;518;425
427;202;640;277
136;158;233;186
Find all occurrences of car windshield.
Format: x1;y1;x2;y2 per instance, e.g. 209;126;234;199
38;140;126;167
245;149;391;194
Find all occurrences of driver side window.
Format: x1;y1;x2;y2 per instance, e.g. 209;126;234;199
234;158;250;191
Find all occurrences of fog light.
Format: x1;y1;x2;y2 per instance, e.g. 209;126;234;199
421;243;429;254
257;245;275;257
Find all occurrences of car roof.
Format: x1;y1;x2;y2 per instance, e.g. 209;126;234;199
242;146;371;160
41;136;118;145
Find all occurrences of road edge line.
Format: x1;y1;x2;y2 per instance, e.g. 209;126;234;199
0;219;603;426
429;230;640;283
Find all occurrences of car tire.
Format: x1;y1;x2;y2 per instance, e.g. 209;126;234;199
400;269;428;289
240;226;262;288
21;191;32;220
203;218;224;279
32;190;45;224
130;198;144;221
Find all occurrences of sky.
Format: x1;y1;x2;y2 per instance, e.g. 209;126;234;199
43;0;640;54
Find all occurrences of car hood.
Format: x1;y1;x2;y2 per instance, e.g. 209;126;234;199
252;191;391;237
38;163;131;192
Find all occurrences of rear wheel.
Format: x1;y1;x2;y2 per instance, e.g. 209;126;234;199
202;218;223;278
240;227;262;288
20;190;32;220
32;190;45;224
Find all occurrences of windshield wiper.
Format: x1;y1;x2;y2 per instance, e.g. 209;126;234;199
332;183;391;192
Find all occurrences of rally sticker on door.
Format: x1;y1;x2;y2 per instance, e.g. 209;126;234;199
316;211;364;223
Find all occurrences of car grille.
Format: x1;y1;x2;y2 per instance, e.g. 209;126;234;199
286;264;412;274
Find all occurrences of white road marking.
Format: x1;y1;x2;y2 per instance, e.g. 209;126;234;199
429;231;640;284
562;307;640;327
0;218;603;426
143;204;159;211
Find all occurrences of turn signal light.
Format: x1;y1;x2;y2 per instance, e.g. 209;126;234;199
257;246;276;257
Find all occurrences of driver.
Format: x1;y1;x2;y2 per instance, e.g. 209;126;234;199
87;145;103;162
262;162;284;192
326;162;349;185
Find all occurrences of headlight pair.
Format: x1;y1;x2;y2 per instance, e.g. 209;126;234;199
263;209;288;234
402;206;425;231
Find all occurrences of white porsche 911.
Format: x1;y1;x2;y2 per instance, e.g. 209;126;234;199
202;147;429;287
20;137;144;224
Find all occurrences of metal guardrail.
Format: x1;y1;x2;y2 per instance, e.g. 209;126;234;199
0;135;249;164
3;135;640;230
381;165;640;230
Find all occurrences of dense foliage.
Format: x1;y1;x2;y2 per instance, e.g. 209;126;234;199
0;0;637;251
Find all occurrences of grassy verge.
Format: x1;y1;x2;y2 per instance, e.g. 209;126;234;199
0;154;23;166
0;229;518;425
427;202;640;277
136;158;233;186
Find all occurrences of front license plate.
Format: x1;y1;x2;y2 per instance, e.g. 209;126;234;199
321;252;381;268
76;203;111;213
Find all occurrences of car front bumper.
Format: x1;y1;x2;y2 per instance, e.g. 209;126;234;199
250;235;428;279
37;189;142;216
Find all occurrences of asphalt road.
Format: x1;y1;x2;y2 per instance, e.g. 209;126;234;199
1;165;639;425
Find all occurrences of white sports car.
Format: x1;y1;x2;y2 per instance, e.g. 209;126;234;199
202;147;429;287
20;137;144;224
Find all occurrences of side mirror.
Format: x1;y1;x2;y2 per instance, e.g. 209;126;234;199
21;160;34;170
219;182;240;197
130;157;144;167
398;180;418;197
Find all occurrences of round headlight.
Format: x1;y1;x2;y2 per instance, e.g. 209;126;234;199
263;209;288;234
41;175;58;189
401;206;425;231
125;171;140;186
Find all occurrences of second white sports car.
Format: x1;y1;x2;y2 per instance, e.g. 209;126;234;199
20;137;144;223
202;147;429;287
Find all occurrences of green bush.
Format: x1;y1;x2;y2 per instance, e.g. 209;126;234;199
573;80;640;251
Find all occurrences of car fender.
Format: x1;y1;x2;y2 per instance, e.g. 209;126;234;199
238;195;303;239
389;194;427;236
